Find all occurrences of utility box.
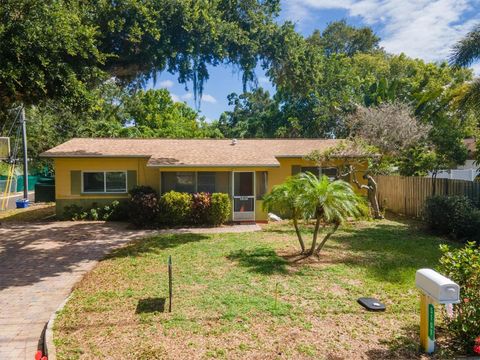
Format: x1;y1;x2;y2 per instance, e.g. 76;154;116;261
415;268;460;304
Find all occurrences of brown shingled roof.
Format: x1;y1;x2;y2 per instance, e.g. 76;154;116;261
41;138;353;167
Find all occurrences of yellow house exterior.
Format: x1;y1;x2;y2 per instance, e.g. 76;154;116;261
43;138;368;221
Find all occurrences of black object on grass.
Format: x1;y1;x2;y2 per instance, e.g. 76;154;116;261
357;297;386;312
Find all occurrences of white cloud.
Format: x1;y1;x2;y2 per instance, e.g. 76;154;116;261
259;76;270;84
283;0;480;64
158;80;174;88
170;93;181;102
181;92;193;100
201;94;217;103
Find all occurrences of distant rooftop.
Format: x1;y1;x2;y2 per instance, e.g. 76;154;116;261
41;138;362;167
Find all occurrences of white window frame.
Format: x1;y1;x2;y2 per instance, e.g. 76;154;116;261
81;170;128;194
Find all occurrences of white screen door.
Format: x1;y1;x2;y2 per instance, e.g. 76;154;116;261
233;172;255;221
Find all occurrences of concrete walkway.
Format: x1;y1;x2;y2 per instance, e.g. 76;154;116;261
0;221;260;359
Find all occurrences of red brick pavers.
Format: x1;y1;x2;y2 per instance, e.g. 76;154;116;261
0;221;155;360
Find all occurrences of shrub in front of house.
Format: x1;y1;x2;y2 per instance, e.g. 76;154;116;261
208;193;231;225
191;192;211;225
424;195;480;243
439;242;480;355
157;191;231;227
128;186;159;228
63;200;129;221
159;191;193;225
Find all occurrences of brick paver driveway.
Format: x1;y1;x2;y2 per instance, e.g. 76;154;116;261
0;221;155;360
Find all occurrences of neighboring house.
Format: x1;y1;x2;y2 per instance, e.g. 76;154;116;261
41;138;368;222
428;138;479;181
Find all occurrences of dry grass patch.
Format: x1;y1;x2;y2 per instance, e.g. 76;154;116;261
54;217;456;359
0;202;55;222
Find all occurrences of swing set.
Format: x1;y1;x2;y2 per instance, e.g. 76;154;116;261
1;106;25;210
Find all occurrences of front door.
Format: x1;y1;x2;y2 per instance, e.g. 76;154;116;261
233;172;255;221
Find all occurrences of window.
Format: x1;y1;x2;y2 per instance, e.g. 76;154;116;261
197;172;215;193
301;167;338;180
175;172;195;193
301;167;320;177
321;167;338;180
256;171;268;200
162;172;196;193
82;171;127;193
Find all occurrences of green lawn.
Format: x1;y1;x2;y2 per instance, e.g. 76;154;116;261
54;217;455;359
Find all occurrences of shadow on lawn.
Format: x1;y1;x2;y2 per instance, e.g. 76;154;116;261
265;217;448;284
136;297;166;313
333;222;447;283
106;233;210;259
227;247;289;275
364;323;442;359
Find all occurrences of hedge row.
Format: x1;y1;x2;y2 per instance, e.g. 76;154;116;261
424;195;480;243
129;186;231;228
64;186;231;228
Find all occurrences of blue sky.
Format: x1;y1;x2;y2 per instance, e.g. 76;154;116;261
148;0;480;122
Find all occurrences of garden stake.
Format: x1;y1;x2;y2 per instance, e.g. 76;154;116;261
274;283;278;310
168;255;172;313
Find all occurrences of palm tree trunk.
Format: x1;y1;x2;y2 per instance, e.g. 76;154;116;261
314;223;340;255
293;217;306;253
308;216;322;255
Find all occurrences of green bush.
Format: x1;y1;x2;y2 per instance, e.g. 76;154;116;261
424;195;480;242
208;193;231;225
191;192;211;225
63;200;129;221
159;191;192;225
64;204;86;220
439;242;480;354
128;186;159;228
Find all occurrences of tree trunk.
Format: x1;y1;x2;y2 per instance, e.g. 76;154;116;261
352;170;383;219
308;216;322;255
293;217;306;253
365;174;383;219
314;222;340;255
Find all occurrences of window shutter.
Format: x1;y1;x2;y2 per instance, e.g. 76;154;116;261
127;170;137;191
291;165;301;176
71;171;81;195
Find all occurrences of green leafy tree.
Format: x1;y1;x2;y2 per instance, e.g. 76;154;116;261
0;0;281;109
216;88;280;138
308;20;380;57
122;89;221;138
19;85;220;172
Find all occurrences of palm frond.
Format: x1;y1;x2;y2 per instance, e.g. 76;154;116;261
459;78;480;113
450;24;480;67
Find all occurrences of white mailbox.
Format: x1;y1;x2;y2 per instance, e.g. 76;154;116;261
415;268;460;304
415;268;460;354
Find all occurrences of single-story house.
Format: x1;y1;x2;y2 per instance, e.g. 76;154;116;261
41;138;368;222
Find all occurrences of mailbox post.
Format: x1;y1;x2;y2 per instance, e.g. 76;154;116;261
415;269;460;353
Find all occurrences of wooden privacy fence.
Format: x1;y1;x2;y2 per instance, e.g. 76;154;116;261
375;175;480;218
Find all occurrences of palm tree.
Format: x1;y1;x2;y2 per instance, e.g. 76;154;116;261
299;172;367;256
451;24;480;111
263;176;307;253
